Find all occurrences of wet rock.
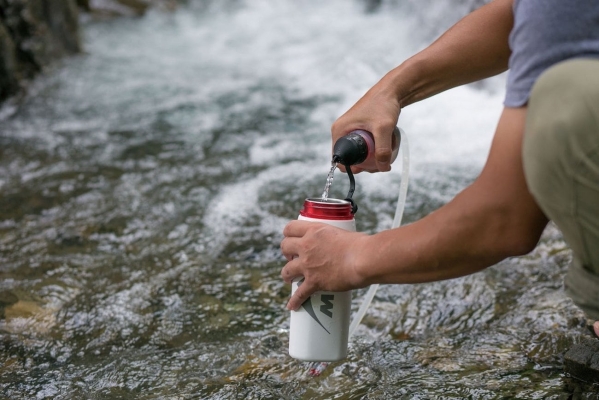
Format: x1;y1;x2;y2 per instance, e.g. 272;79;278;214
0;22;18;100
0;0;81;103
4;300;43;319
0;291;19;308
85;0;177;17
87;0;151;17
564;339;599;396
2;299;58;335
565;339;599;383
0;0;177;103
564;378;599;400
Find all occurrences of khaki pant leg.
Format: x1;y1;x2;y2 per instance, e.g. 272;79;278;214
522;58;599;320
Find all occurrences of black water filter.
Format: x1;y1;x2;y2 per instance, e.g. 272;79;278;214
332;127;401;169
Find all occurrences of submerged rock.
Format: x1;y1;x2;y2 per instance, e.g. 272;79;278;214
564;339;599;383
564;339;599;396
1;299;58;335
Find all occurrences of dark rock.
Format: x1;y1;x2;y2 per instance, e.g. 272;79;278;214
565;339;599;383
85;0;177;17
0;0;81;103
76;0;91;11
0;0;179;104
564;378;599;400
0;291;19;319
85;0;150;17
0;291;19;308
0;21;19;100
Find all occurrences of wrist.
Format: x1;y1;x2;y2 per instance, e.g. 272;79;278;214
349;234;379;287
381;56;427;108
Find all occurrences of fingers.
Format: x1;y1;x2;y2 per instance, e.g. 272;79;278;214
280;235;297;262
351;165;365;174
336;164;364;175
281;221;311;263
280;258;319;311
280;221;320;285
373;129;393;172
282;220;321;238
286;278;318;311
280;257;303;284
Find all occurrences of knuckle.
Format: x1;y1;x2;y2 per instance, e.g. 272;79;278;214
386;120;397;130
282;222;292;236
380;116;397;128
280;237;288;252
376;149;392;163
331;117;349;131
377;147;392;157
313;224;331;239
331;120;341;132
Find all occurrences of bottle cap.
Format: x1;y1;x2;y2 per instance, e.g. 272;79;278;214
300;198;354;220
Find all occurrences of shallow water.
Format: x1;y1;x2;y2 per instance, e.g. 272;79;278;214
0;1;590;398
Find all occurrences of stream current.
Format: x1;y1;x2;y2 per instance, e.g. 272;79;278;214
0;1;590;398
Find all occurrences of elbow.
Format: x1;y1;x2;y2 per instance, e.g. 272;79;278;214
504;230;541;257
493;209;547;258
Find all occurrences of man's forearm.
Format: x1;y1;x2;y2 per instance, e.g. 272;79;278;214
353;108;548;286
385;0;514;108
356;185;528;286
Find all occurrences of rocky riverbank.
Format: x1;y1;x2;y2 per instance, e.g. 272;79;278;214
0;0;177;104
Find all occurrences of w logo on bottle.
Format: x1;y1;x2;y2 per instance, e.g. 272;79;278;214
301;294;335;334
319;294;334;318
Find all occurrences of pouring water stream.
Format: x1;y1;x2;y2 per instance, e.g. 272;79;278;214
321;163;337;201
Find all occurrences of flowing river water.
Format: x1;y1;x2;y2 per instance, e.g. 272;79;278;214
0;1;591;398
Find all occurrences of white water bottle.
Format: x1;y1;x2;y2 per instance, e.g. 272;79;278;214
288;198;355;362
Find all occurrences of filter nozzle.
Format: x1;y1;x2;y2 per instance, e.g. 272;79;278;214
332;131;370;166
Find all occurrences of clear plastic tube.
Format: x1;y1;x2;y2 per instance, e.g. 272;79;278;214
348;127;410;338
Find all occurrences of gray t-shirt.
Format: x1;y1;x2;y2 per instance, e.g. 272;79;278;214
504;0;599;107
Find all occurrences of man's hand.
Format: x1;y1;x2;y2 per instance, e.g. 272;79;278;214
331;82;401;174
280;220;368;311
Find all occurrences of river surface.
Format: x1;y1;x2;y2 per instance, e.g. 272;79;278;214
0;1;591;398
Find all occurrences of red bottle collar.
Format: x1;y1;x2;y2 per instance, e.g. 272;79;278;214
300;198;354;220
